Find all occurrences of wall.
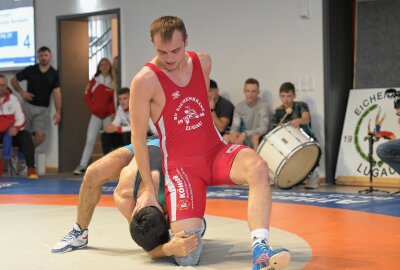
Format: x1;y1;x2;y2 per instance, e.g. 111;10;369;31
3;0;325;176
355;0;400;88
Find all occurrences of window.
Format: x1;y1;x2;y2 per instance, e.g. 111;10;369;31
88;15;112;79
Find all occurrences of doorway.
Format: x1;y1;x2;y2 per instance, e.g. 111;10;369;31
57;9;120;172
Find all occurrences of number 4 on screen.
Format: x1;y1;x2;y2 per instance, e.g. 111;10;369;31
24;35;31;48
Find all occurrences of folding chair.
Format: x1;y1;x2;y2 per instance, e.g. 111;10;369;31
1;133;16;177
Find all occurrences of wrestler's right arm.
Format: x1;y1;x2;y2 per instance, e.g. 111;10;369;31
130;71;161;212
147;232;198;258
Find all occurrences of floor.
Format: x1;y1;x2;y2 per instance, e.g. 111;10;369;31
0;175;399;270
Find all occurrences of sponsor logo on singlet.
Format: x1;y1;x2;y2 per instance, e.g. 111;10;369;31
172;90;180;99
173;175;187;199
178;199;190;210
173;175;191;210
173;96;205;131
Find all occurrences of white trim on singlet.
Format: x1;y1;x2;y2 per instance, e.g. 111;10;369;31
158;116;177;221
214;124;226;144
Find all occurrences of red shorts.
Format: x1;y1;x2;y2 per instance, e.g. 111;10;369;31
164;144;247;222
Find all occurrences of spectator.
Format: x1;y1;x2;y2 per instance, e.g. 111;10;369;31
271;82;320;189
0;74;38;179
11;46;62;148
208;79;234;135
102;87;131;152
376;93;400;175
73;58;115;175
223;78;269;150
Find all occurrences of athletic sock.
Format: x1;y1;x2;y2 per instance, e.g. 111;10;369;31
251;228;269;244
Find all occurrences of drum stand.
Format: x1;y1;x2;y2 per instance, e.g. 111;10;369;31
358;133;389;194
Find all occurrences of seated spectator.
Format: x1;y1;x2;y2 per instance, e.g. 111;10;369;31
102;87;131;152
0;74;38;179
208;79;234;135
73;58;115;175
271;82;320;189
223;78;269;150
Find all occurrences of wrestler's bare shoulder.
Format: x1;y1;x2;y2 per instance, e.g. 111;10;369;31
131;66;159;92
196;52;211;64
196;52;212;74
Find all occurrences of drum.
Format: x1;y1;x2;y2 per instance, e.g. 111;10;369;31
257;124;320;189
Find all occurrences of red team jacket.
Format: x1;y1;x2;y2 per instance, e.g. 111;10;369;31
84;78;115;119
0;92;26;132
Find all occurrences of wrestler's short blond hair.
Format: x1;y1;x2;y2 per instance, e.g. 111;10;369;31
150;16;187;42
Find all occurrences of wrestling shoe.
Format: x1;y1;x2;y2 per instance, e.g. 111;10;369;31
252;238;291;270
52;224;88;253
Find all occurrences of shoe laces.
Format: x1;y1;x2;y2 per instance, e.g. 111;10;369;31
253;239;272;252
62;229;82;242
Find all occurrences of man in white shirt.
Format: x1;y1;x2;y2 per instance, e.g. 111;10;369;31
102;87;131;153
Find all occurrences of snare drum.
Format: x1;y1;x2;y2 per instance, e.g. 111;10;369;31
257;124;320;188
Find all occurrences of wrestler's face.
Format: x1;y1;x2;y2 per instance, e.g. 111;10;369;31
244;83;259;106
37;51;51;66
279;91;295;108
118;93;129;110
153;30;187;72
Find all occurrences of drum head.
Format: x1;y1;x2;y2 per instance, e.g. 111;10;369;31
276;144;320;189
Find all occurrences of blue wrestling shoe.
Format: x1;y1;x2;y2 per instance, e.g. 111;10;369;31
252;238;291;270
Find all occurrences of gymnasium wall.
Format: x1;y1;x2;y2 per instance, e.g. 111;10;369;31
355;0;400;88
3;0;326;176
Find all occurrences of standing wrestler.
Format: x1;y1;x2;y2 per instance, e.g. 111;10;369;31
130;16;290;269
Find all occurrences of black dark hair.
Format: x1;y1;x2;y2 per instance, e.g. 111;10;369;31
384;88;400;109
384;88;397;99
38;46;51;53
118;87;130;96
210;79;218;89
395;98;400;109
130;206;169;251
245;78;260;88
279;82;296;94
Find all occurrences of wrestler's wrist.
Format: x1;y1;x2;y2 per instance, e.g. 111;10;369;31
162;241;173;257
142;188;156;197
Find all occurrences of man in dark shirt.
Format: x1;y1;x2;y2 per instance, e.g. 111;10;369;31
208;79;234;135
11;46;62;148
271;82;320;189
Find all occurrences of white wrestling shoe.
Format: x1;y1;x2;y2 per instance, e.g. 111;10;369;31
52;224;88;253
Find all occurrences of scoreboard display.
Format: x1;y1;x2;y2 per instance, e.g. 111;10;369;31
0;1;35;71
